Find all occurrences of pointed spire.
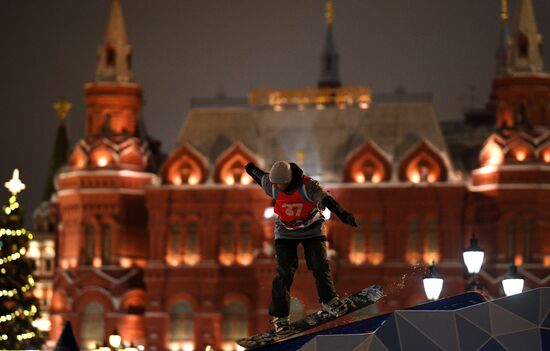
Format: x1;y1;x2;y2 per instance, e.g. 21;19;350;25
43;99;70;200
496;0;511;74
317;0;341;88
53;321;80;351
95;0;133;82
509;0;543;72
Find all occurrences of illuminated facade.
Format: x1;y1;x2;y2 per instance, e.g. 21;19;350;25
46;1;549;351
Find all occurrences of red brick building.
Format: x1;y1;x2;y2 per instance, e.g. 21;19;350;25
47;1;549;350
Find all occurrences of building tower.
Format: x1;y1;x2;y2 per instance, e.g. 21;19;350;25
470;0;550;289
50;0;157;347
318;0;341;88
30;99;72;340
495;0;511;74
492;0;550;129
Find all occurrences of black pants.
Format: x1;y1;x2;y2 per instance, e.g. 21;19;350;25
269;237;338;318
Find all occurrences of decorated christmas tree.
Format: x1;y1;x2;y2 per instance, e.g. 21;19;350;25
0;169;43;349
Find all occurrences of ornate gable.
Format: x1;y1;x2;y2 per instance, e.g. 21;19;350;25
344;140;391;183
398;139;448;183
160;143;208;185
214;142;259;185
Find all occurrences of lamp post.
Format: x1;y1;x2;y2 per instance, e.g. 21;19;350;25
462;235;484;291
423;261;444;301
109;329;122;349
502;264;524;296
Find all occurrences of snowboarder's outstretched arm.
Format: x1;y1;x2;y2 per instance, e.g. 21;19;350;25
321;195;358;227
304;179;358;227
245;162;267;186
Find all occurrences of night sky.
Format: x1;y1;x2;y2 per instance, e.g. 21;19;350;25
1;0;549;221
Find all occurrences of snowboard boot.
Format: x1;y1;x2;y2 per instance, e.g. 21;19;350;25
271;316;292;335
322;296;348;317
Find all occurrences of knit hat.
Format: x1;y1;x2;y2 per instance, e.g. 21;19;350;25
269;161;292;183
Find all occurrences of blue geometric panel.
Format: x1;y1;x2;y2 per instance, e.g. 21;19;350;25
367;335;390;351
353;335;373;351
396;311;458;351
543;313;550;329
493;288;540;325
540;288;550;325
456;301;491;334
395;314;443;351
496;328;541;351
541;328;550;351
489;302;537;335
479;338;507;351
374;314;401;351
456;314;491;351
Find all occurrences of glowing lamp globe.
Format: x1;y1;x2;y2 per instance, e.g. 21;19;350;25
463;236;484;274
109;329;122;348
263;206;275;219
502;265;524;296
423;262;444;301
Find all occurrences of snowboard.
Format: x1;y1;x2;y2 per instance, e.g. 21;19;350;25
236;284;383;349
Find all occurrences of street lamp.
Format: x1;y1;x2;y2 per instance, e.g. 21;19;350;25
263;206;275;219
463;235;485;291
502;264;524;296
463;236;484;274
109;329;122;349
423;261;444;301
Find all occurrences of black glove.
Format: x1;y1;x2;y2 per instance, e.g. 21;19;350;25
245;162;267;186
321;196;358;227
341;212;358;227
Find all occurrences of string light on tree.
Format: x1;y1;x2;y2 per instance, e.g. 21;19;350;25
0;169;43;349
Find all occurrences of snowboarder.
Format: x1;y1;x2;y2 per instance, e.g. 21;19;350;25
245;160;358;335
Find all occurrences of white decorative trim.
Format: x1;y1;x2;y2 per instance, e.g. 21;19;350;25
472;164;550;175
469;184;550;192
58;169;157;179
57;188;146;197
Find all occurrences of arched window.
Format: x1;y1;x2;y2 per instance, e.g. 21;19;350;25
539;144;550;163
220;220;235;265
231;161;245;184
84;224;95;265
167;221;181;265
101;223;112;265
505;220;516;261
179;162;193;184
523;219;534;263
417;159;431;182
349;219;366;265
90;146;115;168
184;220;200;265
237;220;253;265
518;32;528;57
424;217;439;264
360;160;376;183
80;303;104;350
106;46;116;67
368;218;384;265
169;301;194;345
127;52;132;70
406;218;421;264
222;301;248;341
